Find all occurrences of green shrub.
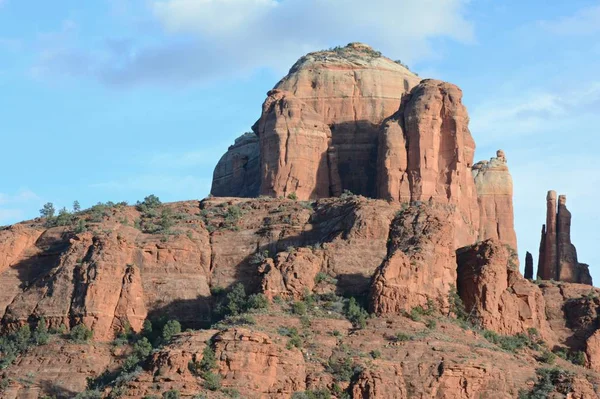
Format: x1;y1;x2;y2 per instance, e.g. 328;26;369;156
448;284;468;321
395;332;411;342
133;337;153;358
40;202;56;219
32;318;49;346
0;324;40;368
327;355;360;382
280;327;303;349
426;319;437;329
250;250;269;265
568;350;586;366
199;344;217;372
370;349;381;359
70;324;93;343
136;195;162;212
122;355;141;372
482;330;534;352
202;371;221;391
223;206;242;229
345;297;368;329
519;368;574;398
161;320;181;343
74;390;103;399
216;283;269;318
538;350;556;365
291;390;331;399
287;192;298;200
292;301;307;316
162;390;180;399
221;388;241;398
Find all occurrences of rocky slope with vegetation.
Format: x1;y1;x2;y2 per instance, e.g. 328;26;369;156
1;43;599;398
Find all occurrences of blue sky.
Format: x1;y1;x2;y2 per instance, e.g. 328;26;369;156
1;0;599;282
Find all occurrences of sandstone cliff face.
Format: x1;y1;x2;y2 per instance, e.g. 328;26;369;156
211;132;260;198
212;43;421;199
254;90;339;200
0;196;401;339
472;150;517;251
209;44;523;253
377;79;480;248
273;43;421;197
370;204;456;315
457;240;553;341
537;191;592;284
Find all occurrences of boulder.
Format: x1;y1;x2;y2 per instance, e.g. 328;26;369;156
370;204;456;314
457;239;553;341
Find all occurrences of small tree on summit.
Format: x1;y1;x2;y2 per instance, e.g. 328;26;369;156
39;202;56;219
73;200;81;213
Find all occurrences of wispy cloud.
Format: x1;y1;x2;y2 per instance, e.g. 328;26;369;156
539;5;600;36
0;190;40;225
470;82;600;147
0;190;40;205
89;174;211;197
31;0;474;87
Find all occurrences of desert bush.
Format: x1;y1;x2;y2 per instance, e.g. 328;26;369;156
395;332;411;342
70;323;93;343
291;390;331;399
292;301;307;316
215;283;268;318
161;320;181;343
345;297;369;329
518;368;574;398
202;371;221;391
162;390;180;399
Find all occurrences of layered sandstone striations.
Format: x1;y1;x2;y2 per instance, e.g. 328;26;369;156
377;79;480;247
211;44;521;250
213;43;421;200
211;132;260;198
272;43;422;197
537;191;592;284
0;196;401;339
254;90;339;199
472;150;517;251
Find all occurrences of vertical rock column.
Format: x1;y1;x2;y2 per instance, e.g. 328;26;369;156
524;252;534;280
537;191;592;284
377;79;480;248
472;150;518;251
538;191;558;280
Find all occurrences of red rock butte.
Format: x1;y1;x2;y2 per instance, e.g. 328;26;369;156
212;43;517;250
1;43;599;398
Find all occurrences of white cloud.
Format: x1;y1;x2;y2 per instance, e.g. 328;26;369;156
0;190;40;225
33;0;474;86
0;190;40;205
90;174;212;197
470;83;600;147
0;209;24;225
539;5;600;36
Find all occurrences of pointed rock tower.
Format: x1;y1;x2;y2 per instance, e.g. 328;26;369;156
537;190;592;284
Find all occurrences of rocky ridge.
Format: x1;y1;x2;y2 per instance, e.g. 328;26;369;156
1;43;598;398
